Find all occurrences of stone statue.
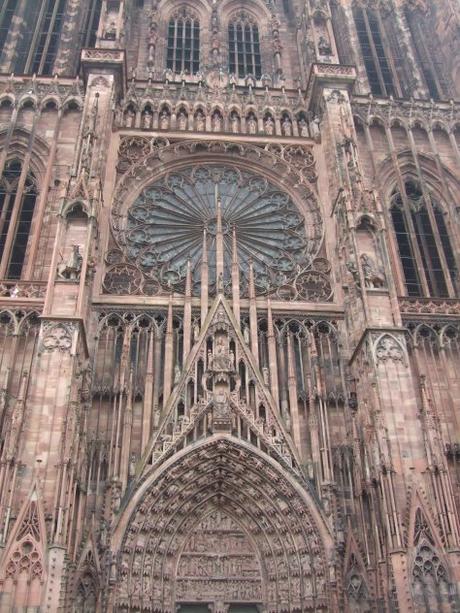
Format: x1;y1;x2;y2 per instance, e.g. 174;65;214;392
360;253;386;288
142;109;152;129
264;116;275;135
318;35;332;55
177;110;188;130
174;363;181;384
247;114;258;135
195;110;205;131
282;116;292;136
159;110;170;129
125;108;135;128
298;118;309;137
57;245;83;281
230;113;240;133
310;115;321;142
212;112;222;132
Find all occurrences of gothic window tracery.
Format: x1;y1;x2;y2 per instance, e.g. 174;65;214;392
352;6;396;97
404;8;443;100
116;165;313;298
11;0;67;75
82;0;103;49
0;159;38;280
0;0;18;58
228;12;262;80
390;180;457;298
166;8;200;75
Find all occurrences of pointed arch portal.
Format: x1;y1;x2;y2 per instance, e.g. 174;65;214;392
112;436;333;612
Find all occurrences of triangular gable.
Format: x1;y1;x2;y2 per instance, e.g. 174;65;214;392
139;293;304;477
0;485;47;584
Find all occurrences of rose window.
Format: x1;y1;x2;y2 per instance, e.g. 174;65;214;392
110;165;329;299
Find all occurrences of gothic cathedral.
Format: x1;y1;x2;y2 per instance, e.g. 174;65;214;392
0;0;459;611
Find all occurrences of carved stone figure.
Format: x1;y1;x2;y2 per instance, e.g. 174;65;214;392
230;112;240;133
159;110;170;129
318;34;332;55
57;245;83;281
360;253;385;288
282;116;292;136
247;114;258;135
195;110;205;131
177;110;188;130
264;115;275;135
298;118;309;137
212;111;223;132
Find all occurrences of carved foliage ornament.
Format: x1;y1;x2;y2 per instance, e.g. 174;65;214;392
40;322;75;353
374;334;405;365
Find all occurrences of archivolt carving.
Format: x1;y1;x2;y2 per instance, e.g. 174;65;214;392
113;437;332;612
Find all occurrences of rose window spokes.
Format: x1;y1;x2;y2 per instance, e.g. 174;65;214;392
121;165;313;297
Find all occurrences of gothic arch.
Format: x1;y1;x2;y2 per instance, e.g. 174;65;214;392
220;0;272;24
112;435;334;612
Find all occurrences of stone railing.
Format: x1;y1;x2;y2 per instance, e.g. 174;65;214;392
399;296;460;317
0;280;47;300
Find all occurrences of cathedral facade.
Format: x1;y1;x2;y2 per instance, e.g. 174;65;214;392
0;0;459;611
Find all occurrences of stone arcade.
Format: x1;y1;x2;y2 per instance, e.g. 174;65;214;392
0;0;459;611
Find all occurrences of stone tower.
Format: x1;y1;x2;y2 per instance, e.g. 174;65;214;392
0;0;459;611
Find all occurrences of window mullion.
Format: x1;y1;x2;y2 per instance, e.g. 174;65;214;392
399;197;431;296
0;191;11;253
250;25;255;76
24;0;47;74
362;10;387;96
182;20;186;73
190;19;194;74
173;19;178;72
375;11;401;97
37;0;60;75
233;25;237;75
425;197;456;297
413;209;439;295
0;165;28;278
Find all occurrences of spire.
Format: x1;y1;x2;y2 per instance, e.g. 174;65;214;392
163;294;174;404
231;225;240;322
248;260;259;366
215;183;224;285
183;259;192;359
200;228;209;326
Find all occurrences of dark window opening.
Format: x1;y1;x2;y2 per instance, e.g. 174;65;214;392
0;0;18;58
228;19;261;79
166;15;200;75
353;7;395;97
83;0;102;48
391;181;456;298
405;9;441;100
11;0;67;75
0;160;37;280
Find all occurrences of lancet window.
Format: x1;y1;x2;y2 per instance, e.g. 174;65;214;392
228;13;262;79
82;0;103;48
0;159;37;280
390;180;457;298
166;9;200;75
6;0;67;75
0;0;18;58
405;9;443;100
353;6;396;97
